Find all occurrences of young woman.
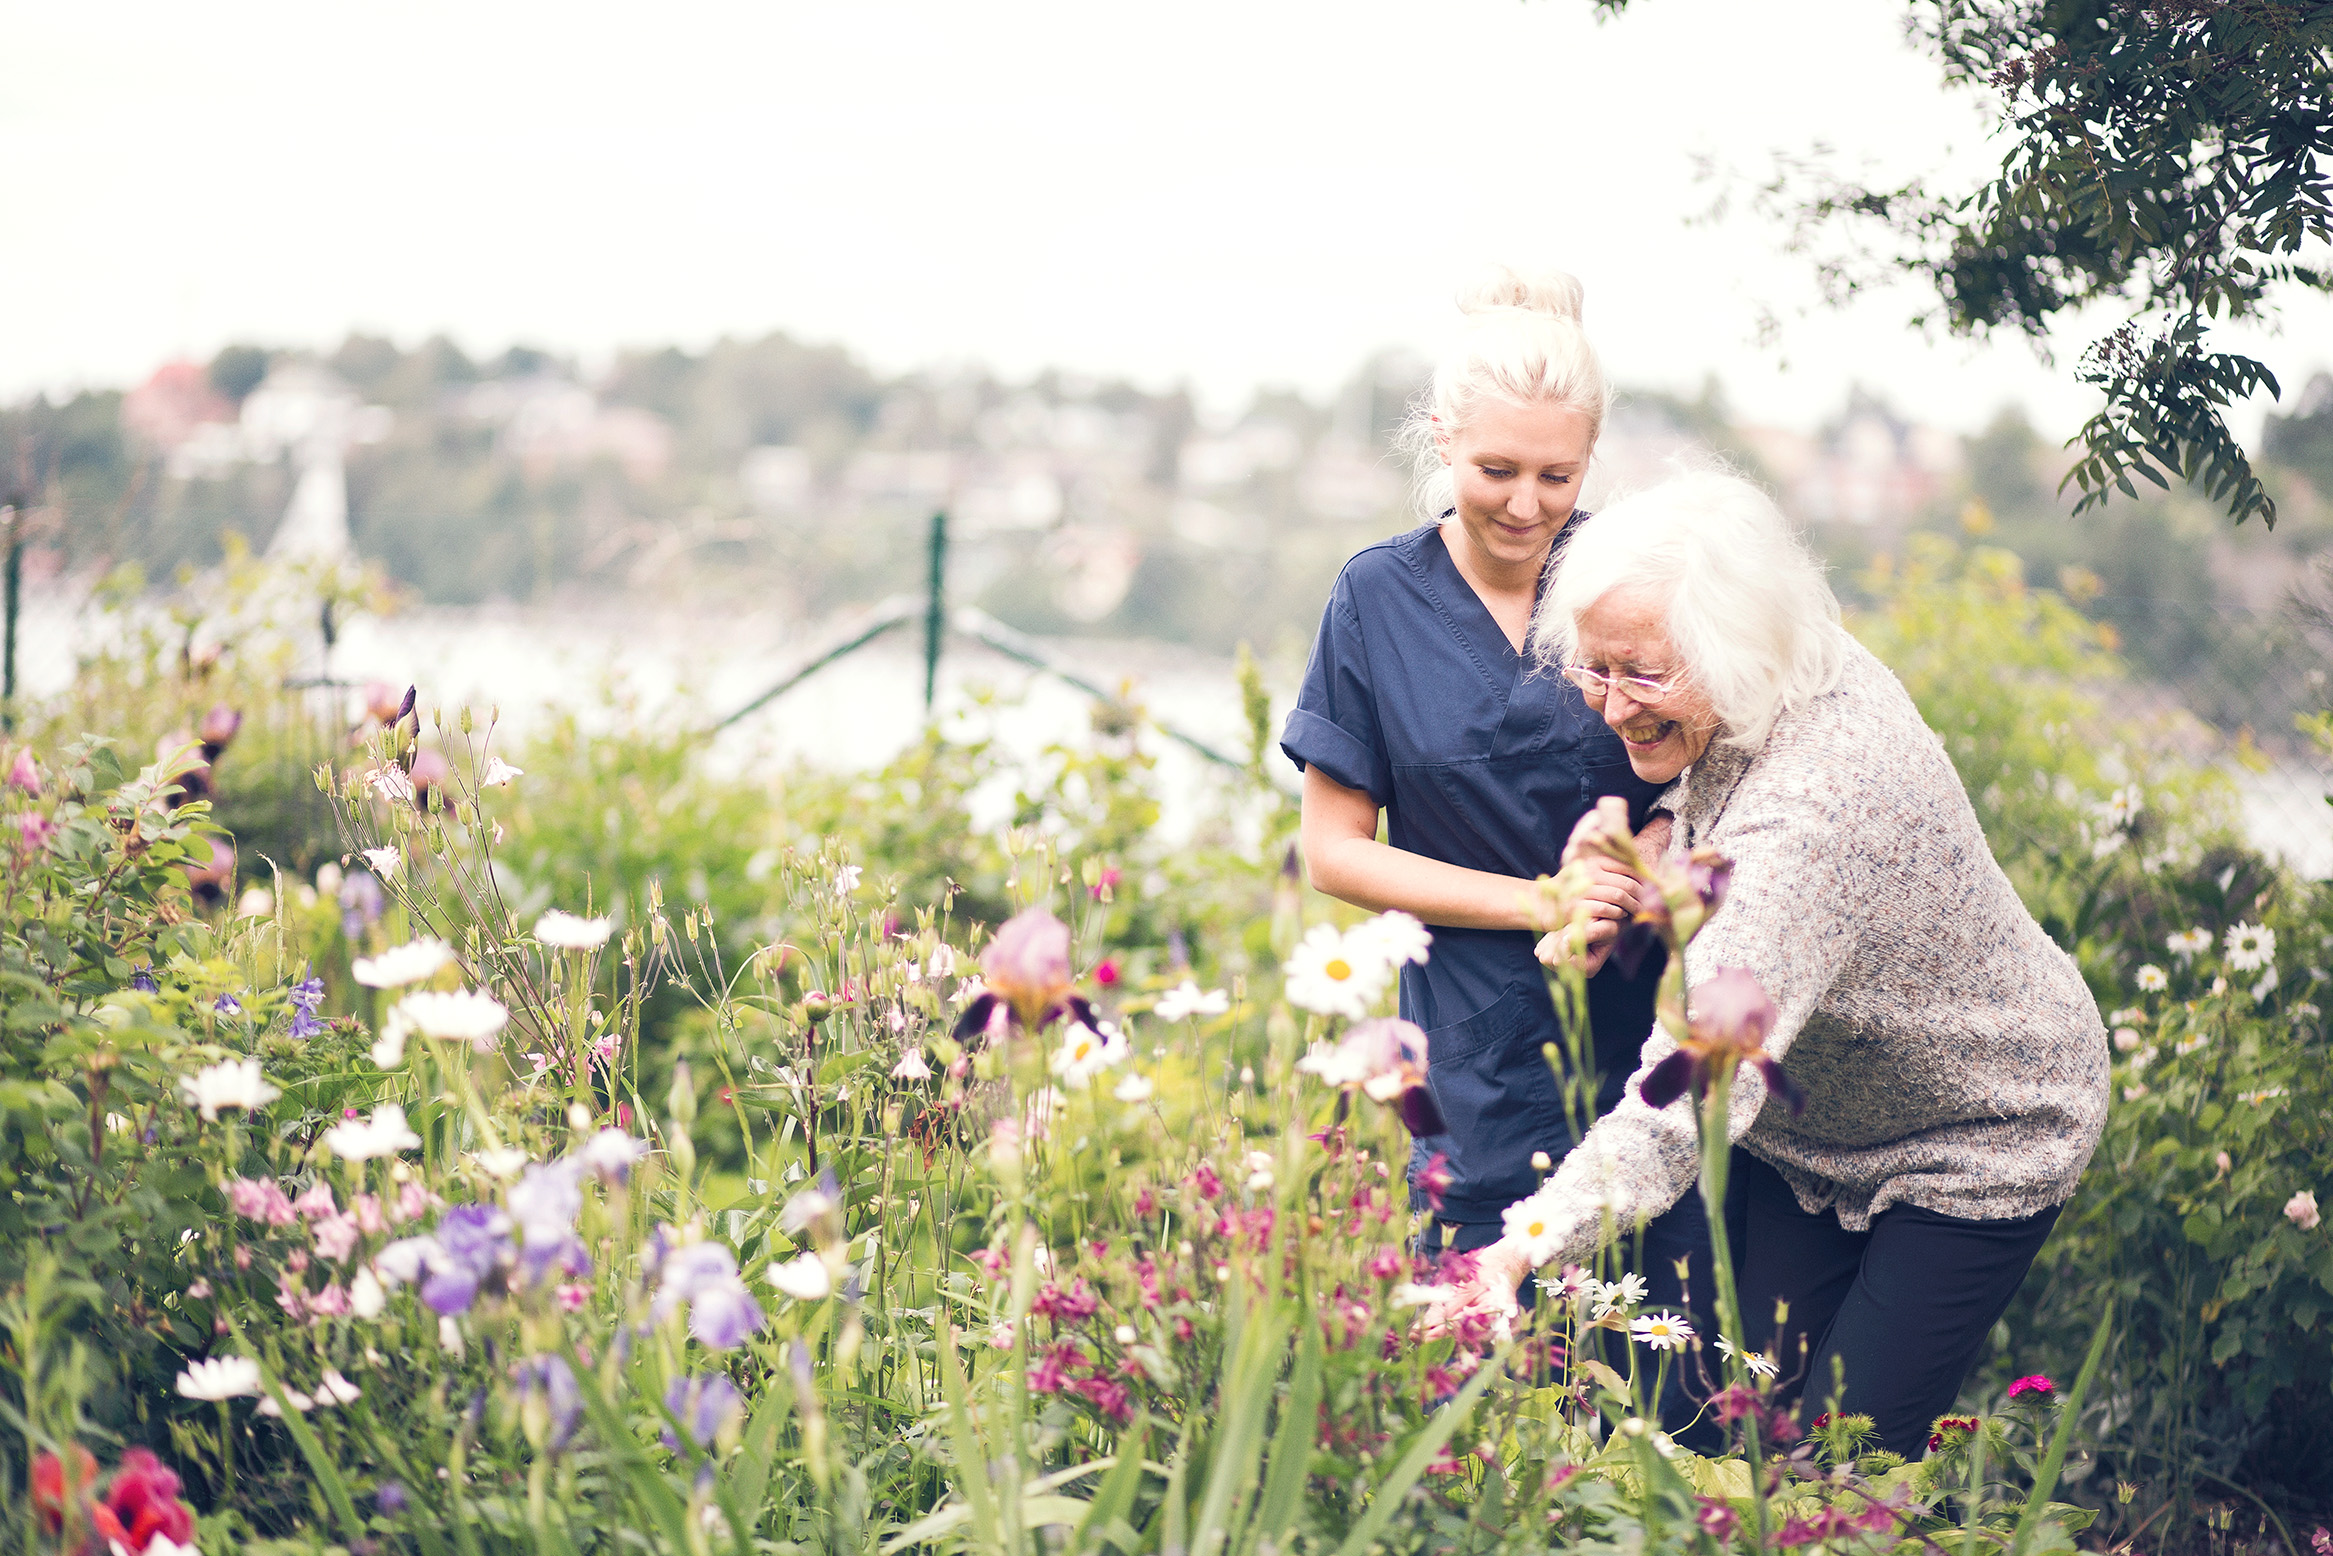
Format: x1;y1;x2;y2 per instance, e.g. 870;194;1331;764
1281;267;1717;1334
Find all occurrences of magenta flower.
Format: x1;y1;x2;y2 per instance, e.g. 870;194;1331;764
1637;967;1806;1114
2006;1374;2056;1400
7;749;39;794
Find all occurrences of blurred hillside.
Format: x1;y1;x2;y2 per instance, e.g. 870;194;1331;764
8;333;2333;733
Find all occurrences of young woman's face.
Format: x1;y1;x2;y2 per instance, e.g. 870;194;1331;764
1439;399;1596;576
1571;585;1721;783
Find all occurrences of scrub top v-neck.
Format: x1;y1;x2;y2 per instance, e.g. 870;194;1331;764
1281;519;1669;1225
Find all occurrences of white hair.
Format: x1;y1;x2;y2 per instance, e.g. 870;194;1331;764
1398;264;1612;519
1533;471;1847;751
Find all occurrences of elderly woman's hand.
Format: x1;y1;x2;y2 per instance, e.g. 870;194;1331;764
1539;811;1674;975
1414;1238;1533;1339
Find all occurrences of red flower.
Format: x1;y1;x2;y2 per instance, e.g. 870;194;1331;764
105;1448;195;1551
2006;1373;2056;1400
32;1445;98;1533
1927;1414;1982;1451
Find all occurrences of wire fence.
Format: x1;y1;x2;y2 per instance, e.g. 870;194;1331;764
2084;597;2333;879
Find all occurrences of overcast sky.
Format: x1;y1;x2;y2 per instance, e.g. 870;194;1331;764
5;0;2326;438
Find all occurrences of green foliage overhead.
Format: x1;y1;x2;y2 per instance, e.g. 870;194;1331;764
1597;0;2333;528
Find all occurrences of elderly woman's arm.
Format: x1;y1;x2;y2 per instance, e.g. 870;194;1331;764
1439;756;1865;1313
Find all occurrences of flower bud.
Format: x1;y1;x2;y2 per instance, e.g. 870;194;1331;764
668;1061;697;1127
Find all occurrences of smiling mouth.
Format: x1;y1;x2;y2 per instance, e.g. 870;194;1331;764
1620;720;1675;749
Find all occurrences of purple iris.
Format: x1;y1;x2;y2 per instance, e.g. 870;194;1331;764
421;1204;513;1315
214;993;243;1016
131;966;159;993
652;1238;763;1351
508;1161;591;1286
662;1373;742;1452
288;972;326;1039
518;1355;582;1451
340;870;386;939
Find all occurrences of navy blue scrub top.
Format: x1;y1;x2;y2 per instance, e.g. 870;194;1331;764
1280;519;1670;1225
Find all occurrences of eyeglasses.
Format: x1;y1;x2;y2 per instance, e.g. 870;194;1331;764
1563;662;1685;704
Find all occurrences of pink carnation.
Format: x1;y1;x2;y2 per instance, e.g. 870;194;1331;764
2005;1374;2056;1400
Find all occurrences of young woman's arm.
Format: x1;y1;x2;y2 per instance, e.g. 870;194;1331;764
1299;767;1640;934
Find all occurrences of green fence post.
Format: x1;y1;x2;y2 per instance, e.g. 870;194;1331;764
923;510;948;717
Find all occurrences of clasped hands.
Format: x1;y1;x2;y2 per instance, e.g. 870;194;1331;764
1531;809;1674;977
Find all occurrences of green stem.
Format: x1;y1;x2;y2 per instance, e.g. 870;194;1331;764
1698;1066;1767;1548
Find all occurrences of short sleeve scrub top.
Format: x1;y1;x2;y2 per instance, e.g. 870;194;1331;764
1281;520;1669;1228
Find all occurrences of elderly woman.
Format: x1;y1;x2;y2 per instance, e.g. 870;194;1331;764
1443;470;2109;1456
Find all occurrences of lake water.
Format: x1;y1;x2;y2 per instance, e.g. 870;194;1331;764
20;590;2330;876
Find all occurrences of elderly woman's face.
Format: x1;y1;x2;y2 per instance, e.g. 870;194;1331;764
1440;399;1595;575
1573;586;1720;783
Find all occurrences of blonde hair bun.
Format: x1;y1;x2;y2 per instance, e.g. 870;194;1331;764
1454;264;1585;324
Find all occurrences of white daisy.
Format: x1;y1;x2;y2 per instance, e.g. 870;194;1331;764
324;1104;423;1162
1050;1020;1130;1085
2225;923;2276;973
352;938;454;989
2136;964;2167;992
1154;979;1230;1022
1282;923;1393;1020
1715;1336;1780;1378
1353;910;1433;969
1500;1190;1567;1268
1630;1312;1695;1352
175;1356;263;1401
535;910;613;950
394;988;509;1050
178;1058;279;1121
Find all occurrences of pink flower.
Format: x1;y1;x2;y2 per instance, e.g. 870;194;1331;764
307;1282;351;1318
1026;1343;1079;1394
394;1180;432;1223
1072;1376;1133;1422
1366;1247;1404;1281
556;1283;592;1312
1418;1152;1453;1213
291;1183;337;1221
16;812;55;851
1093;958;1121;988
7;749;39;793
227;1176;299;1227
981;909;1075;1028
2005;1373;2055;1400
353;1193;387;1234
2287;1190;2322;1230
275;1273;309;1319
312;1212;362;1263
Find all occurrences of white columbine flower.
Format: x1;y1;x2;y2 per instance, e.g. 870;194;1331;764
2224;922;2276;972
2136;964;2168;992
834;865;864;896
891;1047;932;1080
178;1058;280;1121
1282;923;1394;1020
536;910;613;950
175;1355;263;1400
1354;909;1433;969
352;938;453;989
768;1252;835;1300
1630;1312;1695;1351
1113;1071;1155;1103
395;988;509;1050
472;1146;530;1178
314;1368;362;1405
479;757;524;788
359;846;402;879
324;1104;423;1162
1245;1149;1276;1192
1153;979;1230;1022
1051;1020;1131;1085
1501;1191;1568;1268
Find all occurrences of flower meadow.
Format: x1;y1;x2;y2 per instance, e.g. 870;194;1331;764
2;540;2331;1556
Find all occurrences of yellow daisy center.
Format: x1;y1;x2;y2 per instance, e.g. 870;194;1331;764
1325;958;1352;981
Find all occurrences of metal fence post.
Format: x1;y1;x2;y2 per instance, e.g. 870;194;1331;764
923;510;948;716
2;499;20;732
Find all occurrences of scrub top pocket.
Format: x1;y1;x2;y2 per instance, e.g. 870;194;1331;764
1417;979;1574;1222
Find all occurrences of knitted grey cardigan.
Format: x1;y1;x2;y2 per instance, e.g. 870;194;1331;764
1521;636;2109;1268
